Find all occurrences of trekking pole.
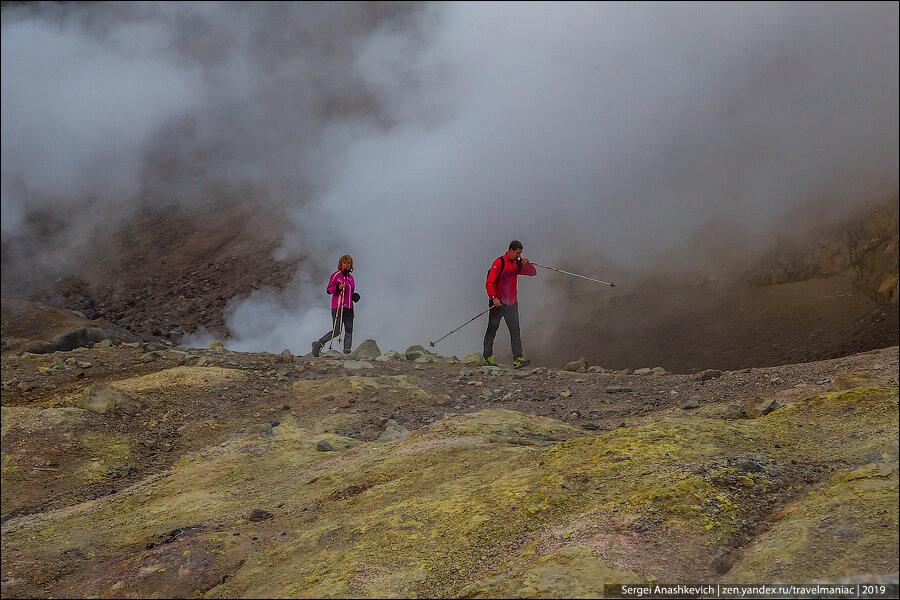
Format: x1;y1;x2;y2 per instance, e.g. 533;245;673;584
430;305;497;347
531;262;616;287
328;288;344;350
336;299;345;345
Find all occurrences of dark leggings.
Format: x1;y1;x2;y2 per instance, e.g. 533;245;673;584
318;308;354;352
483;302;522;359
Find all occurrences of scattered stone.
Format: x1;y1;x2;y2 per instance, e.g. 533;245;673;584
563;357;587;372
559;389;572;398
245;423;275;438
247;509;273;522
682;396;701;409
316;440;334;452
435;394;453;407
605;386;631;393
279;349;293;362
378;421;410;442
343;360;374;371
634;368;652;375
374;351;402;362
697;369;723;381
746;398;783;419
722;404;744;420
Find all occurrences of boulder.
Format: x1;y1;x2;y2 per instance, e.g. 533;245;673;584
404;345;428;361
462;353;485;366
77;386;145;417
563;357;587;372
23;340;57;354
53;327;110;351
349;339;381;359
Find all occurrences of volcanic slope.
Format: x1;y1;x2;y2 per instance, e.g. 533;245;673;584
2;336;897;598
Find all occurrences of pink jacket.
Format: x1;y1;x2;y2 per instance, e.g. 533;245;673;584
327;270;355;309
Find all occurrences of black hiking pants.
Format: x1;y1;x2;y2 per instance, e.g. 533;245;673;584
483;302;522;359
317;308;354;352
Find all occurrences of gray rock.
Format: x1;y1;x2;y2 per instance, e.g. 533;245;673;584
697;369;724;381
722;404;744;420
379;422;410;442
563;357;588;372
435;394;453;406
53;327;110;351
349;339;381;359
404;345;428;361
23;340;57;354
77;386;145;416
682;396;701;409
462;353;484;366
374;351;403;362
245;423;275;438
605;386;631;393
343;360;375;371
316;440;334;452
746;398;783;418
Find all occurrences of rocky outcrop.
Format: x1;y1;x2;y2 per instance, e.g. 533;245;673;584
758;203;899;303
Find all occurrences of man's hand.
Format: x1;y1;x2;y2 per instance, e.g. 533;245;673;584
520;257;529;265
492;297;501;307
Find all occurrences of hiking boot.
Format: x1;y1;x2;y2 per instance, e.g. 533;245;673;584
483;356;497;366
343;349;351;355
512;357;531;369
311;341;322;357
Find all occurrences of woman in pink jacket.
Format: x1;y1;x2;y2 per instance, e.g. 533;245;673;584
311;255;359;356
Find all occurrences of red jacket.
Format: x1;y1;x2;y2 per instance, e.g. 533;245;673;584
485;255;536;305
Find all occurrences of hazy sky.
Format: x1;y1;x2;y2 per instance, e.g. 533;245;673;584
2;2;898;357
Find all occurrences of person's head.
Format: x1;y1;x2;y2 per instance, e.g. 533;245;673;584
338;255;354;272
507;240;523;260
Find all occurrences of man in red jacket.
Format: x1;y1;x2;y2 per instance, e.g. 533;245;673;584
483;240;537;368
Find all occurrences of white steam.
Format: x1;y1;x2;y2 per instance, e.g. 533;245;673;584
2;2;897;359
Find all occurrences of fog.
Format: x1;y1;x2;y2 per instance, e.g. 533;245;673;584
2;2;897;358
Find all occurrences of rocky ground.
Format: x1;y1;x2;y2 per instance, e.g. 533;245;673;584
1;319;897;597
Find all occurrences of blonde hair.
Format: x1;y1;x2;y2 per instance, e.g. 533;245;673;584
337;255;354;271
